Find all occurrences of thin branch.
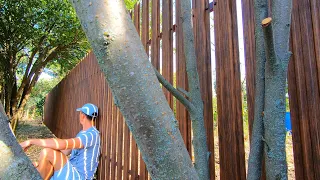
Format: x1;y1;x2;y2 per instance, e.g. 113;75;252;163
40;45;64;66
177;87;190;98
29;45;60;76
153;67;194;112
18;70;41;109
13;44;54;107
12;53;26;70
14;47;39;102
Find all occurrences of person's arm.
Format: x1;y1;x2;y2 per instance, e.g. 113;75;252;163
61;149;72;156
20;138;84;151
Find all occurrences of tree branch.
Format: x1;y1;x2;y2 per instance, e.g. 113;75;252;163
13;48;38;107
12;44;53;109
247;0;268;178
15;45;62;110
18;70;41;109
153;67;194;112
40;46;64;66
12;53;26;70
262;18;277;65
271;0;293;63
180;0;209;178
29;45;60;77
15;35;46;100
177;87;190;98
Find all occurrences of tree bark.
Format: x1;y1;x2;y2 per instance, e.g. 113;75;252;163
9;43;58;131
0;81;4;105
11;69;42;131
70;0;199;179
180;0;209;179
263;0;292;178
0;103;42;180
247;0;268;179
4;79;12;116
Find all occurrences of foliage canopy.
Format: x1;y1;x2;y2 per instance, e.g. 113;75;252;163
0;0;89;128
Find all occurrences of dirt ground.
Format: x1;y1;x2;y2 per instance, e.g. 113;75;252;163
16;119;55;162
16;119;295;179
213;128;295;179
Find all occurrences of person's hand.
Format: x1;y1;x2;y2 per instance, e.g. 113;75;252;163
20;140;32;152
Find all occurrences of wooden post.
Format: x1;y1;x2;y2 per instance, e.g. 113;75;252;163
214;0;246;179
162;0;173;108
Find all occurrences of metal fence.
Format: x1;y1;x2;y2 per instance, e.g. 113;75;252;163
44;0;320;179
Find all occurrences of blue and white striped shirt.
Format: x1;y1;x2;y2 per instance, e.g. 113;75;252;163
69;127;101;180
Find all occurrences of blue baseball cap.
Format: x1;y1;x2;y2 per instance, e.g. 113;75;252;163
76;103;98;118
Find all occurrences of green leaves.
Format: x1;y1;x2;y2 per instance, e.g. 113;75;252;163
0;0;89;76
125;0;139;10
26;77;61;117
0;0;90;117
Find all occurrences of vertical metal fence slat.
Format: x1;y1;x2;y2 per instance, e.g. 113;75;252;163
117;112;124;180
193;0;215;179
130;134;139;179
161;0;173;108
123;121;131;179
241;0;256;138
105;90;113;179
134;3;140;34
111;100;118;180
141;0;150;53
214;0;245;179
151;0;160;70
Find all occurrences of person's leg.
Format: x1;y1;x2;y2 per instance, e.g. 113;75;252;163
37;148;68;180
33;161;39;167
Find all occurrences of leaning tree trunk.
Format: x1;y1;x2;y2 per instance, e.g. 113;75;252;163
0;103;42;180
11;86;34;132
70;0;199;179
262;0;292;179
10;69;41;132
247;0;268;179
11;107;25;132
4;80;12;116
0;85;4;106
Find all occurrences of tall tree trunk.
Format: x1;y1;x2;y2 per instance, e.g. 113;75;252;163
11;108;24;132
180;0;209;179
70;0;199;179
10;79;18;115
11;90;33;131
0;81;4;106
247;0;268;179
0;103;42;180
4;81;12;116
4;57;15;116
248;0;292;179
10;69;41;131
263;0;292;178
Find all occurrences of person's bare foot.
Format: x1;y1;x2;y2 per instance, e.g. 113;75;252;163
33;161;39;168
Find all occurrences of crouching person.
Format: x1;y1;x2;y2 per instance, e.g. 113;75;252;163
20;103;101;180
